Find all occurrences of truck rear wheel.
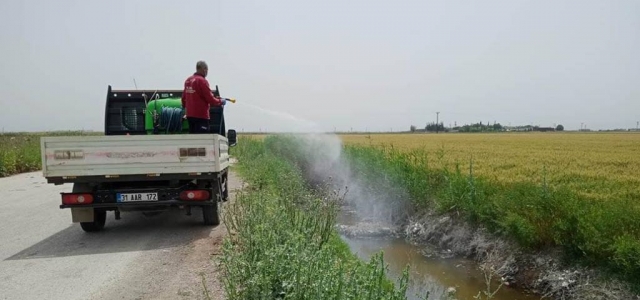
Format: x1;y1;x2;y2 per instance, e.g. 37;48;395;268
72;182;107;232
203;181;222;226
202;203;220;226
80;210;107;232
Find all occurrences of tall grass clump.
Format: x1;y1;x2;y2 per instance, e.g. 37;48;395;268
342;143;640;289
219;136;410;300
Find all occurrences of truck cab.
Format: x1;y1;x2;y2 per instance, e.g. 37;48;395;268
40;85;237;232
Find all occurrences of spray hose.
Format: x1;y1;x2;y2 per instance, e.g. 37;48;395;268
158;106;185;133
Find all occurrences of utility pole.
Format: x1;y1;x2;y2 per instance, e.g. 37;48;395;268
436;112;440;134
637;121;639;131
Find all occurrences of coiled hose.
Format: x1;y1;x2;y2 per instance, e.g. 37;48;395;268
158;106;185;133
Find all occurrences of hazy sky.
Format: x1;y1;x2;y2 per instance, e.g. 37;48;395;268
1;0;638;132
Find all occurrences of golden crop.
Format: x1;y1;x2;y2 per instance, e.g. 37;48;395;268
340;132;640;202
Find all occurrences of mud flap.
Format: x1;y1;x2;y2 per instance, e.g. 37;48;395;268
71;207;95;223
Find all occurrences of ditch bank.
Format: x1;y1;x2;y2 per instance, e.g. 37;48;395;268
336;200;637;300
337;207;539;300
263;134;638;300
415;213;632;299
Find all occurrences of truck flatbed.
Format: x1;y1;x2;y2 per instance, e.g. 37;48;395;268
41;134;229;185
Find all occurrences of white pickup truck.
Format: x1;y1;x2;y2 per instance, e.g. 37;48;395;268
40;86;237;232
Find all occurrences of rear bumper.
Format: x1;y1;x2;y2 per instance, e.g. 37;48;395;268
59;186;217;210
60;200;214;209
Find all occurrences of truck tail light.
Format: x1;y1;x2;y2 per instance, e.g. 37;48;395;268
179;190;210;201
62;193;94;205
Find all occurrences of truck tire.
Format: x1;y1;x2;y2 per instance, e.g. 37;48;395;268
203;181;222;226
73;183;107;233
202;204;220;226
80;209;107;232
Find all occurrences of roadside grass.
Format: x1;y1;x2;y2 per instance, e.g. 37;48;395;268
0;134;41;176
220;137;411;300
0;131;101;177
342;143;640;290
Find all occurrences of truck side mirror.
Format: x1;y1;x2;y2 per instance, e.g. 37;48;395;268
227;129;237;146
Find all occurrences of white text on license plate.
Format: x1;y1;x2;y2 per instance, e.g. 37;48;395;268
117;193;158;202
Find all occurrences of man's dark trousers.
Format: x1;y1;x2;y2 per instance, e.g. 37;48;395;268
187;117;210;134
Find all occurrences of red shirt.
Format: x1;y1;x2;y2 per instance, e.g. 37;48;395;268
181;73;223;119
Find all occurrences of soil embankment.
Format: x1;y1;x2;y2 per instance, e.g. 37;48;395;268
337;205;637;300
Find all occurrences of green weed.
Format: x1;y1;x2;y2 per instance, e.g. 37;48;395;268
220;137;410;300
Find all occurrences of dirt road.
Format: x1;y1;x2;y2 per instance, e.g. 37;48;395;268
0;171;243;300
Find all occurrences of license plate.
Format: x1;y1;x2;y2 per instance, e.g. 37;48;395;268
117;193;158;202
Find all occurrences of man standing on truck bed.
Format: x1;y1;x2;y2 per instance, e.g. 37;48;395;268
182;60;227;134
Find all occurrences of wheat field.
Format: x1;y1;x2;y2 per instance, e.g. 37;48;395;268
340;132;640;202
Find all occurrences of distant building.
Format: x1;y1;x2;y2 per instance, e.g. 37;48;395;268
504;126;532;132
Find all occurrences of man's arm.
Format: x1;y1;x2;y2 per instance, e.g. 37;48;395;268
197;79;223;106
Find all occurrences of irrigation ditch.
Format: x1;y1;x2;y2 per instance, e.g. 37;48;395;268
230;134;637;300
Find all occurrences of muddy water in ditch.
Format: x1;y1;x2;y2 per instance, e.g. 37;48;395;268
338;212;539;300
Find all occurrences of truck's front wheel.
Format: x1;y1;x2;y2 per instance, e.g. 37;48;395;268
80;209;107;232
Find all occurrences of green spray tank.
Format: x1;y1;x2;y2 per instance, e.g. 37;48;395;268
144;98;190;134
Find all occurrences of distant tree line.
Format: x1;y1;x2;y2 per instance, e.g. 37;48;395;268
425;122;445;132
456;122;503;133
409;122;565;133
